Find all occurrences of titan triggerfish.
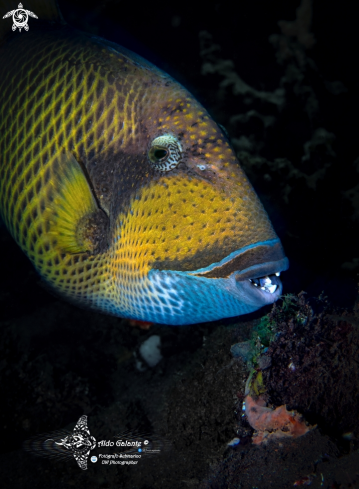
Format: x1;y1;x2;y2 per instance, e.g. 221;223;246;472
0;0;289;325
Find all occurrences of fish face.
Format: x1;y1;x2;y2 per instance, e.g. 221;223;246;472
106;82;288;324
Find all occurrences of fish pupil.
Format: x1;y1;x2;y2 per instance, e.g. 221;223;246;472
154;148;168;160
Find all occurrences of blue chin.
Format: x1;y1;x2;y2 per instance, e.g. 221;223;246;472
111;239;289;326
144;263;287;326
129;238;288;325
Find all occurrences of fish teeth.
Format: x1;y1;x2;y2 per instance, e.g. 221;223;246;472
249;276;279;293
261;284;278;294
259;276;271;287
275;272;280;276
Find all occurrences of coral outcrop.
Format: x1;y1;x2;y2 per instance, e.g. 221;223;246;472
245;394;314;444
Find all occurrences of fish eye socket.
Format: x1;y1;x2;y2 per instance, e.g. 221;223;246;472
148;134;182;172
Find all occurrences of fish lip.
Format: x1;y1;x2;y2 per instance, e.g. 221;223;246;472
235;257;289;282
186;239;287;279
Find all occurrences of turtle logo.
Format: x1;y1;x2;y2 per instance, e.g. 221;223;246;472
2;2;38;32
47;416;97;470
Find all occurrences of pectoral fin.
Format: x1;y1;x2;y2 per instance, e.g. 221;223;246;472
44;153;109;254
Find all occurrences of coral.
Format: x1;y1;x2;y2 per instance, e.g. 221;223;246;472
199;31;285;107
230;314;277;368
199;10;337;200
238;151;334;204
232;291;359;448
197;0;358;289
277;0;316;49
302;127;336;162
341;257;359;271
343;184;359;220
245;394;314;445
238;301;316;445
260;292;359;439
230;295;317;446
271;0;316;69
343;157;359;221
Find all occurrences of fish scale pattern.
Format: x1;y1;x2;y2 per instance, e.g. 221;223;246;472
0;28;142;310
112;174;273;276
0;26;281;324
0;30;146;206
102;173;276;321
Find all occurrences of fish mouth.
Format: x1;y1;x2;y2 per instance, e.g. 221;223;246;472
147;240;288;323
188;239;289;305
233;257;288;305
248;272;281;295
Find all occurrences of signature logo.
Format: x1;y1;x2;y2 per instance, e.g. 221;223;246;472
2;2;38;32
24;417;169;470
47;416;96;470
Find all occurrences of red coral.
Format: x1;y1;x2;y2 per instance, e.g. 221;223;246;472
245;395;314;444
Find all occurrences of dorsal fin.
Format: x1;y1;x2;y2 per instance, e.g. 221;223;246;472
0;0;63;42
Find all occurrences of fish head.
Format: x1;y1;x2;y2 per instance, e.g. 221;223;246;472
106;70;288;325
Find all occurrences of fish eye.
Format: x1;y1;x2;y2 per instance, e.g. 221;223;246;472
152;148;168;160
148;134;182;171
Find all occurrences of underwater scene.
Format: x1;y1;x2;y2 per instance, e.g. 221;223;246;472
0;0;358;487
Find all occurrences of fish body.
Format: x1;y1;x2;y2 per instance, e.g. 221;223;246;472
0;0;288;325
